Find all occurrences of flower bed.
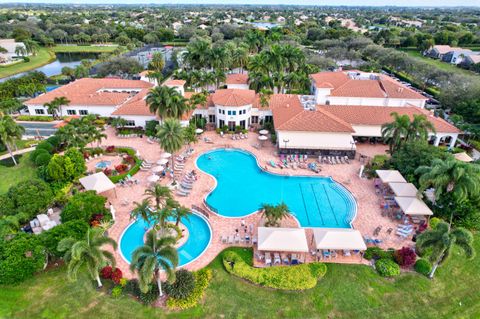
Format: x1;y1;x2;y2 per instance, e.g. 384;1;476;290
166;268;212;310
222;250;327;290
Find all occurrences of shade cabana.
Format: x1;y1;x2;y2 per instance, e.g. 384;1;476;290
312;228;367;251
257;227;309;253
454;152;473;163
394;196;433;216
79;172;116;197
388;182;419;197
376;170;407;183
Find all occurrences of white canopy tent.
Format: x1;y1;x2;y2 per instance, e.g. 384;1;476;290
257;227;309;253
79;172;116;196
454;152;473;163
388;182;419;197
312;228;367;251
395;196;433;216
376;170;407;183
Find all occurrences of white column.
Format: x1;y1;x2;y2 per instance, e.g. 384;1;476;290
434;135;441;147
449;134;458;149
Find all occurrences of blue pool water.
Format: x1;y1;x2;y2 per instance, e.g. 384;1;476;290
197;149;356;228
119;213;211;266
95;161;111;169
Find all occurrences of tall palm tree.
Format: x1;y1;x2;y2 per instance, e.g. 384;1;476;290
149;52;165;74
15;45;26;57
147;86;188;121
51;96;70;118
144;185;172;210
406;114;435;142
57;228;117;288
130;198;153;222
381;112;411;154
213;69;226;89
232;46;249;73
259;88;272;109
156;118;184;183
0;115;25;165
416;159;480;223
260;202;290;227
183;124;198;146
130;231;178;297
173;206;191;226
416;221;474;278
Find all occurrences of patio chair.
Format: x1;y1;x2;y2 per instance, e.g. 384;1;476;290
373;226;382;236
227;236;234;244
343;250;351;257
282;254;290;265
291;254;300;264
344;156;350;164
274;253;281;265
234;235;240;244
265;253;272;265
220;236;227;244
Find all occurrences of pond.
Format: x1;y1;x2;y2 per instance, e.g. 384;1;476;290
0;52;98;82
250;22;280;29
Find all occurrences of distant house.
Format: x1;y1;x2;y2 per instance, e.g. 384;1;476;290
426;45;454;59
0;39;27;64
461;54;480;69
225;73;249;90
441;48;475;64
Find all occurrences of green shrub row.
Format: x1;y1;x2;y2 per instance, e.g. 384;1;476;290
109;147;142;183
16;115;54;122
222;250;327;290
375;258;401;277
166;268;213;310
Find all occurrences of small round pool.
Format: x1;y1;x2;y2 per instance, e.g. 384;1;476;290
119;213;212;266
197;149;357;228
95;161;111;169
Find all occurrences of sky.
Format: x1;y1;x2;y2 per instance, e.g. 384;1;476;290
3;0;480;7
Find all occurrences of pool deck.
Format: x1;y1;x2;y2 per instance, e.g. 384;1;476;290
91;127;412;278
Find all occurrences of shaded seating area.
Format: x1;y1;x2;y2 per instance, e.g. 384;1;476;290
375;170;407;184
79;172;117;197
257;227;309;266
311;228;366;260
388;182;419;198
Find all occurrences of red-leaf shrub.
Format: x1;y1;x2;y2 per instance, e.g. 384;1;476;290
111;268;123;284
101;266;113;279
124;155;135;164
83;152;90;159
106;145;115;153
103;168;112;176
115;164;128;173
394;247;417;268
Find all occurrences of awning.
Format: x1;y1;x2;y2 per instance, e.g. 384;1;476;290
79;172;116;194
454;152;473;163
312;228;367;251
395;196;433;216
376;170;407;183
388;182;419;197
257;227;309;252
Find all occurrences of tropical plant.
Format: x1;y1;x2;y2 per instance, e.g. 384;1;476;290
381;112;411;154
129;231;178;297
44;96;70;119
144;185;172;210
0;115;25;165
172;206;191;226
130;198;153;222
148;52;165;74
260;202;290;227
416;221;475;278
147;86;189;121
57;228;117;287
156;118;184;182
406;114;435;142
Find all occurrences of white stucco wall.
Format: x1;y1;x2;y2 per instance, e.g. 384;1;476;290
276;130;355;150
351;125;382;137
226;83;250;90
120;115;157;128
26;104;116;117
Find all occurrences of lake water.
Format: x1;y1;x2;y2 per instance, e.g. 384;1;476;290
0;52;98;82
250;22;280;29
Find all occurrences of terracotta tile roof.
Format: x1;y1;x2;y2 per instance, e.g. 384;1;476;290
317;105;460;134
310;71;426;100
432;45;453;54
211;89;256;107
270;94;354;133
164;79;186;86
111;89;153;116
25;78;153;106
226;73;249;85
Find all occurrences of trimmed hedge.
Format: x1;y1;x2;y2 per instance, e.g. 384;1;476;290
108;147;142;183
16;115;54;122
166;268;212;310
222;250;327;290
375;258;400;277
364;247;395;261
414;259;432;277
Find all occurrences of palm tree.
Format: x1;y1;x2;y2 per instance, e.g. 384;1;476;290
381;112;411;154
0;115;25;165
149;52;165;73
111;117;127;129
144;185;172;210
232;46;249;73
416;221;474;278
156;118;184;183
147;86;188;121
130;198;153;222
259;88;272;109
173;206;191;226
57;228;117;288
51;96;70;118
15;45;26;57
406;114;435;142
260;202;290;227
130;231;178;297
23;39;40;56
213;69;226;89
183;124;198;146
416;159;480;224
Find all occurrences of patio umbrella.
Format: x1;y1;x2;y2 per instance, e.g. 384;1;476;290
147;175;160;183
259;129;269;135
152;165;164;173
157;158;169;165
195;128;204;134
258;135;268;141
161;152;172;159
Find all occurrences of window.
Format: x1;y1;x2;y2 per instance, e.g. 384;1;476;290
219;119;225;128
264;116;273;123
232;111;236;115
35;109;45;115
67;110;77;115
125;120;135;127
251;116;259;124
209;114;216;123
228;111;232;115
79;110;88;115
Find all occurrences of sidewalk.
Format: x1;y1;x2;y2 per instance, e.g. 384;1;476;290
0;146;35;161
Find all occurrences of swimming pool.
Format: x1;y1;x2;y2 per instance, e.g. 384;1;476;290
197;149;357;228
95;161;111;169
119;213;212;266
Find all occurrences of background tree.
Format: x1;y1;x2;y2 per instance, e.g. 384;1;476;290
0;115;25;165
381;112;411;154
156;118;184;183
147;86;189;121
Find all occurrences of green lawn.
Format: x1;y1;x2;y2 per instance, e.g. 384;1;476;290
0;154;36;194
1;236;480;319
0;140;37;156
51;45;122;53
399;49;476;76
0;47;56;79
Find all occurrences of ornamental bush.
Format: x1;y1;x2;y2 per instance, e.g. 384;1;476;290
0;234;45;284
139;283;159;305
222;250;327;290
394;247;417;268
364;247;395;261
414;259;432;277
36;141;54;154
30;148;49;163
35;152;52;167
375;258;400;277
166;268;212;310
164;269;195;299
61;191;109;223
111;285;123;298
39;220;89;257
